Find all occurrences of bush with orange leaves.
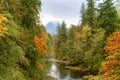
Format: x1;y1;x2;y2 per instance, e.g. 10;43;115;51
104;32;120;52
0;14;8;38
100;31;120;80
36;61;43;70
34;35;47;54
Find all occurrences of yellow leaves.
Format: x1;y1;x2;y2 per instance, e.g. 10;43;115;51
34;35;47;54
81;25;91;36
0;14;7;23
0;14;8;38
0;27;8;37
82;25;91;32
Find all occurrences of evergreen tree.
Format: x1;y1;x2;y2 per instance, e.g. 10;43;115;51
57;21;67;51
98;0;120;36
20;0;41;28
79;25;105;74
55;21;67;60
67;25;77;60
1;0;41;28
86;0;97;28
66;25;82;62
80;3;87;26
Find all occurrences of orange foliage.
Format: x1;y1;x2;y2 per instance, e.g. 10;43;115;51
34;35;47;54
36;61;43;70
100;31;120;80
0;14;8;37
101;59;119;72
104;32;120;52
100;59;120;80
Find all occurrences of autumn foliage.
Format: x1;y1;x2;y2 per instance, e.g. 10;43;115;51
36;61;43;70
34;35;47;71
104;32;120;52
100;31;120;80
38;25;48;40
34;35;47;54
0;14;8;37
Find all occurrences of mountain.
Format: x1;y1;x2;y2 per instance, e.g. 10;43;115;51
45;21;58;35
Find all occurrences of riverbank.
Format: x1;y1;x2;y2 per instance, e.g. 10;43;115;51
47;58;103;80
83;75;103;80
65;66;103;80
46;76;57;80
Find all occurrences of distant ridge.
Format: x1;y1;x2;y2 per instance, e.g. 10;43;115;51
45;21;58;35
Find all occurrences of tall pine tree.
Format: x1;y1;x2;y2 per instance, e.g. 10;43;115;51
86;0;97;28
80;3;87;26
98;0;120;36
55;21;67;60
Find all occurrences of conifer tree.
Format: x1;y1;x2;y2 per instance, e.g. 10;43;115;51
80;3;87;26
86;0;97;28
55;21;67;60
98;0;120;36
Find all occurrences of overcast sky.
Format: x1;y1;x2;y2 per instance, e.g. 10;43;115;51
40;0;104;28
40;0;86;28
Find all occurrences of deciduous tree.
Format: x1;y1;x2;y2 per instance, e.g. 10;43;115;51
100;31;120;80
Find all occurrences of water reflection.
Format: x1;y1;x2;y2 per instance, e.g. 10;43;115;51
48;63;82;80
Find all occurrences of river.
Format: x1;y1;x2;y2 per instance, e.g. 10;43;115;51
47;59;82;80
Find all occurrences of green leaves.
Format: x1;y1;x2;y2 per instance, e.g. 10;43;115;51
0;0;48;80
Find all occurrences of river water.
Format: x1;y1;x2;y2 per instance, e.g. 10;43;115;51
47;62;82;80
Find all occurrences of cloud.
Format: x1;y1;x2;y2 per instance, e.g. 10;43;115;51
42;0;86;16
40;13;58;25
40;0;85;28
40;0;104;28
40;13;79;28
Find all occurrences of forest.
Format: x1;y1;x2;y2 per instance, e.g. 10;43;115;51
0;0;120;80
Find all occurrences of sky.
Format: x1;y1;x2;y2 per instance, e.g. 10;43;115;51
40;0;104;28
40;0;86;28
